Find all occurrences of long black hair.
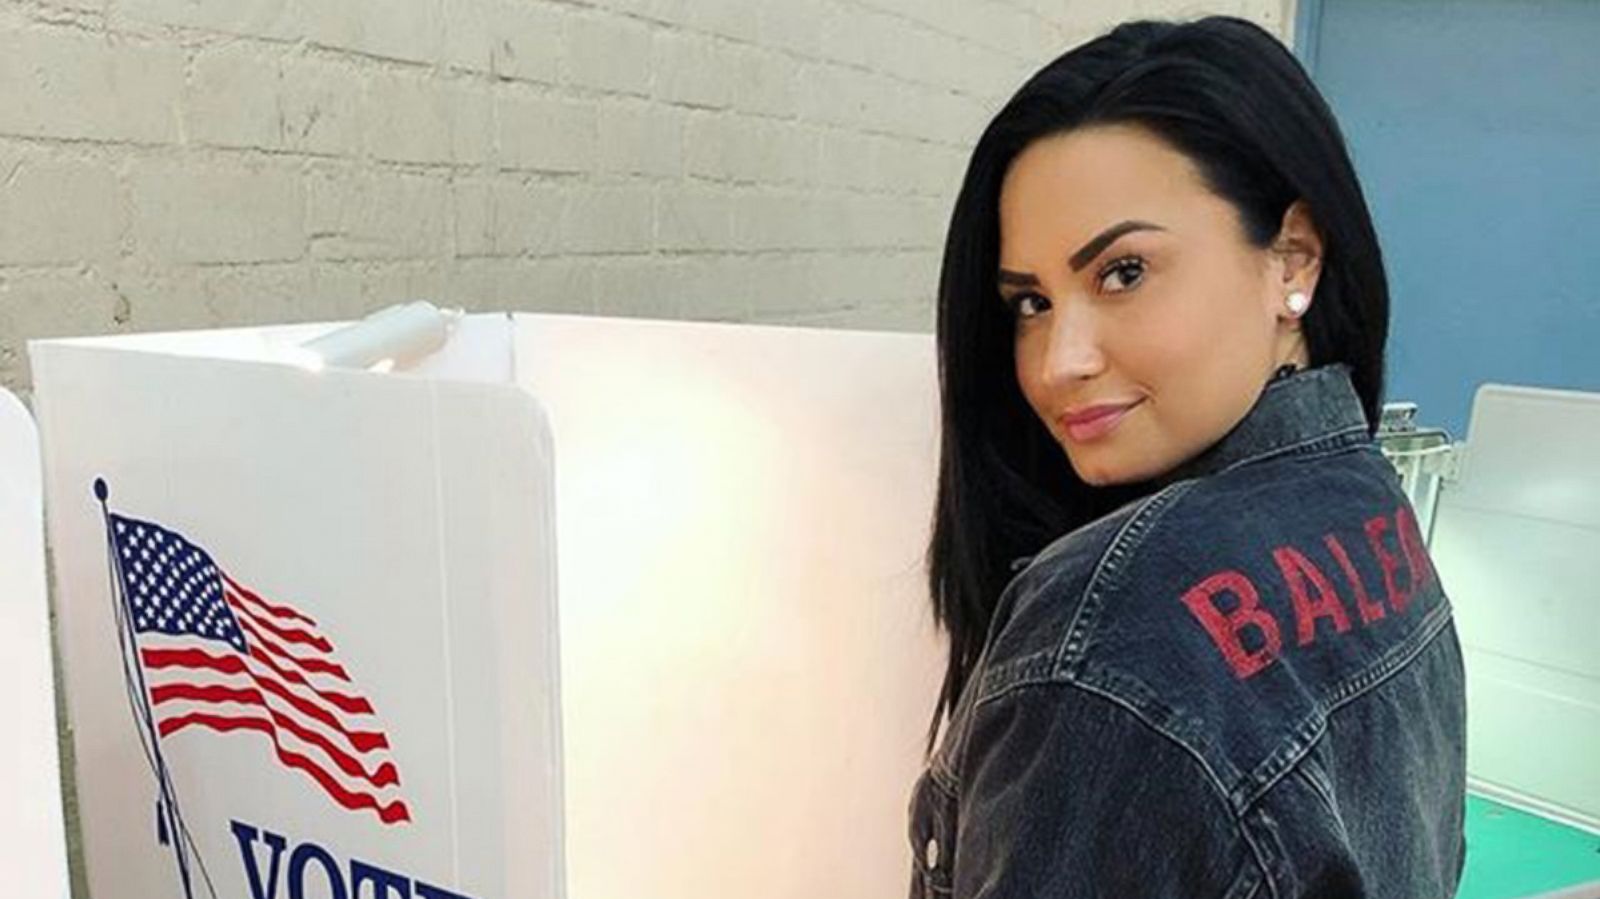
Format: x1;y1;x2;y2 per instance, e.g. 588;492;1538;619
925;16;1389;751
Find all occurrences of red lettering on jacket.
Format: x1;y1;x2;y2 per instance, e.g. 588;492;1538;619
1180;570;1282;679
1273;545;1353;646
1324;533;1385;625
1180;506;1441;678
1363;514;1410;615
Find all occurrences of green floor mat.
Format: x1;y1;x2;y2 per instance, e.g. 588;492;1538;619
1457;794;1600;898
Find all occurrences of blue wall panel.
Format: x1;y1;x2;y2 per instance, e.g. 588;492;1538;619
1299;0;1600;436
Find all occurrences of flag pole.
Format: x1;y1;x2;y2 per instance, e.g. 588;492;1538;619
96;478;196;899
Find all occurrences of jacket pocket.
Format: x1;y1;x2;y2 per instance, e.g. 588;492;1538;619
907;767;958;897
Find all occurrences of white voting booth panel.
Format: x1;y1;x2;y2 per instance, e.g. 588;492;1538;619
0;388;71;898
1430;384;1600;832
31;313;944;899
33;328;564;899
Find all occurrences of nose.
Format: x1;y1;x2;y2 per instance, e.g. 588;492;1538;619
1035;300;1107;387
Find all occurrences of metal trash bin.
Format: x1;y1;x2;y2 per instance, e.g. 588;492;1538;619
1376;401;1459;543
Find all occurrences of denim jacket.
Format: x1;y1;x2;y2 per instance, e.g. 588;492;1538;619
908;363;1467;898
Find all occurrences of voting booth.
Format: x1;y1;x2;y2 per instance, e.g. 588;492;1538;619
29;313;945;899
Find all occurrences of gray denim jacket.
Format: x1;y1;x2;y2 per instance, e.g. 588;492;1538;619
908;364;1467;898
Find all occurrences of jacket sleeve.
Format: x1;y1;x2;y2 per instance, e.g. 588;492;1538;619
951;680;1261;898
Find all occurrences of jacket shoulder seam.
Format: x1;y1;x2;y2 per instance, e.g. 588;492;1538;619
1231;602;1457;812
966;679;1280;898
1236;820;1281;899
973;676;1237;810
1231;612;1456;896
970;678;1272;896
1049;479;1198;677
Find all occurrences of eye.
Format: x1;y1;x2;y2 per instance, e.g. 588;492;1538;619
1009;292;1051;319
1097;256;1147;294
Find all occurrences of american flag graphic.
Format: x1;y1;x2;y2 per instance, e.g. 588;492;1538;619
109;512;412;825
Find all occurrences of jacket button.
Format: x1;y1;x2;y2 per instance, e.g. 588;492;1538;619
925;837;940;869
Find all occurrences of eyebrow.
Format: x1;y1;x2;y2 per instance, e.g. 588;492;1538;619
997;219;1167;289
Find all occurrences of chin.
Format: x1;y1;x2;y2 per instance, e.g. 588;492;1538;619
1066;453;1123;487
1067;449;1167;487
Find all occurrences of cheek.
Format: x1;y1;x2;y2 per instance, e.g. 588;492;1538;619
1012;330;1049;413
1134;264;1272;380
1113;276;1273;449
1084;292;1212;400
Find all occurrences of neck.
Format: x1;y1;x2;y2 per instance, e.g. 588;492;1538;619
1275;330;1311;371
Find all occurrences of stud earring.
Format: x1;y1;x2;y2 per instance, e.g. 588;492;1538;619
1285;291;1310;316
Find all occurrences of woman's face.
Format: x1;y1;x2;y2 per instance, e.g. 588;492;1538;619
997;123;1318;486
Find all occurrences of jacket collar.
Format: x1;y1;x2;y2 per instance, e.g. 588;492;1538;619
1156;362;1371;486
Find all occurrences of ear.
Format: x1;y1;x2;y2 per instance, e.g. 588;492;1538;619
1269;200;1324;315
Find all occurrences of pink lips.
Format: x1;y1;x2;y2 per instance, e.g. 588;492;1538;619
1058;399;1143;443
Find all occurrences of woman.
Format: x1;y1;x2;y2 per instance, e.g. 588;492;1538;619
911;16;1466;898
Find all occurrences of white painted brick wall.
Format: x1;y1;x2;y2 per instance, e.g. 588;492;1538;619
0;153;123;265
0;0;1294;396
131;158;305;264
